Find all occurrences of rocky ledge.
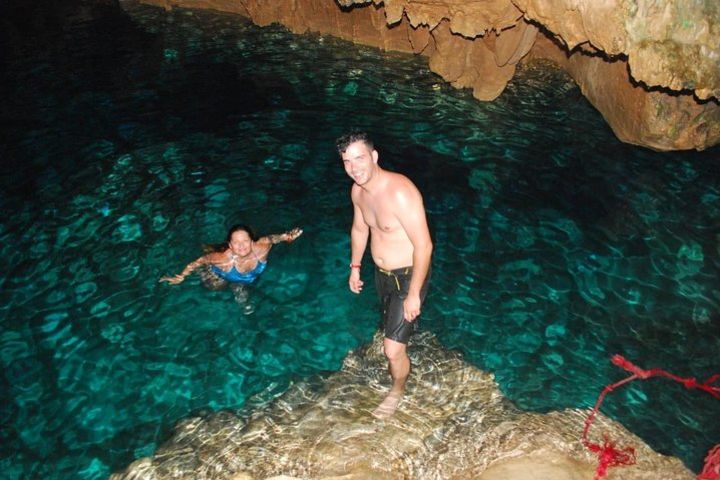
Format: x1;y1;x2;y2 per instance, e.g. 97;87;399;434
111;332;694;479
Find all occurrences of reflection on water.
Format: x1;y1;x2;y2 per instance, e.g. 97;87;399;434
112;332;694;479
0;1;718;478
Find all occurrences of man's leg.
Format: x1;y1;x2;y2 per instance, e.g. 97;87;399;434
372;337;409;418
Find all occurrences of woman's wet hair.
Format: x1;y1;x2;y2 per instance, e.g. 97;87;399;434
226;224;258;243
204;224;258;253
335;131;373;154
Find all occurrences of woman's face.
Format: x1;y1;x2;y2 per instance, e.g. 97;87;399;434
228;230;252;256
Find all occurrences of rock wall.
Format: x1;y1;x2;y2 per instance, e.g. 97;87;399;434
526;34;720;152
512;0;719;100
134;0;720;151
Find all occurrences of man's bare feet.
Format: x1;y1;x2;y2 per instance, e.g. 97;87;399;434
372;391;403;419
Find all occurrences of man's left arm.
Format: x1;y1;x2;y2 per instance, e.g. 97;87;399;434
397;185;433;321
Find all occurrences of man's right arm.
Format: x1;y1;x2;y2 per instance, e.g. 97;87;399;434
349;197;369;293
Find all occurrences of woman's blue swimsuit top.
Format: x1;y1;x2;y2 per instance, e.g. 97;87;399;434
211;260;267;284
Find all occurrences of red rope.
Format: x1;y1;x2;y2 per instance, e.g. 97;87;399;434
583;354;720;480
699;444;720;480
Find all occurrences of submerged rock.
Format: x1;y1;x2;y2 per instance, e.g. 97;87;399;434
112;331;693;479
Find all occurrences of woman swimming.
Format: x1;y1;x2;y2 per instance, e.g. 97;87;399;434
159;224;303;305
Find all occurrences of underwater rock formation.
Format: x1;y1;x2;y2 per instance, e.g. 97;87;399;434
132;0;720;152
111;332;694;479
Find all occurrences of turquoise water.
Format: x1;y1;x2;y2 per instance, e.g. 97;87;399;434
1;3;718;478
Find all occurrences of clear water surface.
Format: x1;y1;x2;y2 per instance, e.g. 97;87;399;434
1;2;718;478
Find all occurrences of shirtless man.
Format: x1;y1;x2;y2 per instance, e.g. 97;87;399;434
336;132;433;419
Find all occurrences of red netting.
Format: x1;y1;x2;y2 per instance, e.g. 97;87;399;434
582;354;720;480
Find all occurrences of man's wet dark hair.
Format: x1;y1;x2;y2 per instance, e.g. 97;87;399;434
335;131;374;154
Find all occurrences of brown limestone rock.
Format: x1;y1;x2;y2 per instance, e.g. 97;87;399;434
513;0;720;101
528;33;720;151
132;0;720;150
342;0;524;36
327;0;720;149
493;19;539;67
407;20;434;54
429;20;518;101
624;1;719;101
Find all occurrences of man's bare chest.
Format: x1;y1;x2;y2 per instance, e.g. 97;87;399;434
359;200;400;233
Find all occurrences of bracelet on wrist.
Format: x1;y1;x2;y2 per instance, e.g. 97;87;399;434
350;263;361;269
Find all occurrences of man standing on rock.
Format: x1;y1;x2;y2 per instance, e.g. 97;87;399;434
336;131;433;419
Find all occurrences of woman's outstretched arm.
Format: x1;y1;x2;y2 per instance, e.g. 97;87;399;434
256;227;303;257
265;227;303;245
159;254;213;285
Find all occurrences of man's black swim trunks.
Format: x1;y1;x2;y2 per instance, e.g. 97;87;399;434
374;265;430;344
